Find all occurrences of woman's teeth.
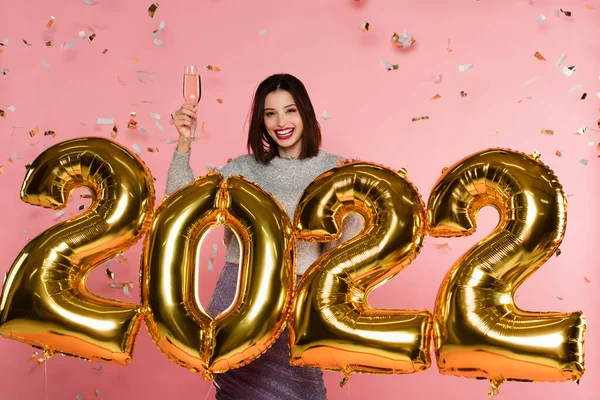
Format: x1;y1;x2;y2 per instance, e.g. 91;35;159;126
275;128;294;138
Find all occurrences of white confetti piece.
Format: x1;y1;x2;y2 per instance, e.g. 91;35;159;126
536;15;546;23
208;257;214;272
579;159;588;166
152;21;165;37
78;31;87;40
77;395;85;400
7;105;16;112
555;53;567;67
20;231;28;235
150;112;161;120
132;144;142;154
167;138;178;144
522;76;538;86
575;126;586;135
153;38;164;46
83;0;97;5
1;68;9;75
96;118;115;125
562;66;576;77
322;110;332;120
155;120;165;132
596;92;600;99
587;140;595;146
123;285;131;297
41;60;50;70
569;83;584;92
458;63;473;72
54;210;65;220
140;127;147;133
10;153;23;160
61;39;76;50
258;29;266;36
212;244;218;257
1;39;8;46
380;59;398;71
553;9;560;17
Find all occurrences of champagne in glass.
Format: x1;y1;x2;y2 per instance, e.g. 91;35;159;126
182;65;201;141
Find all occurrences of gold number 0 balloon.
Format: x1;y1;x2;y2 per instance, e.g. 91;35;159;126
142;174;295;380
0;137;155;364
291;163;432;382
427;149;586;396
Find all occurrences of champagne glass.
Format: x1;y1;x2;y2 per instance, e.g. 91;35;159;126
182;65;202;141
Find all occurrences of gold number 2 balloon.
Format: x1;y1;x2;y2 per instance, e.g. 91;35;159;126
291;163;432;382
142;174;295;380
0;137;155;364
427;149;586;396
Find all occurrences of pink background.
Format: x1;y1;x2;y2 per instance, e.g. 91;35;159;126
1;0;598;399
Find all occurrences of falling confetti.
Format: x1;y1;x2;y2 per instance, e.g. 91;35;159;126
155;120;165;132
412;116;429;122
458;63;473;72
206;65;221;72
46;16;55;28
111;125;118;137
148;2;160;18
579;159;589;166
534;51;547;61
431;94;441;100
105;268;115;279
7;105;16;112
26;352;39;363
212;244;218;257
380;59;398;71
128;112;138;129
435;242;451;250
585;4;594;10
391;31;415;47
554;295;564;301
216;98;224;104
150;112;161;120
0;110;4;118
555;53;567;67
555;150;563;157
575;126;586;135
322;110;332;120
41;60;50;70
45;41;53;47
132;144;142;154
433;74;442;83
360;22;370;32
28;126;39;137
541;129;554;136
62;39;76;50
562;66;576;77
536;15;546;23
580;93;587;100
258;29;266;36
79;31;87;40
569;83;584;92
54;210;65;220
460;90;467;98
518;96;532;103
522;76;538;86
559;9;572;17
84;0;98;5
208;258;214;272
44;130;56;137
22;39;32;46
153;38;164;46
87;33;96;43
78;204;85;210
96;118;115;125
102;48;108;54
152;20;165;37
584;276;591;283
446;39;452;52
89;389;102;398
147;147;159;152
90;364;103;371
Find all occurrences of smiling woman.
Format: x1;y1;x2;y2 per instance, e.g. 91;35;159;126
165;73;362;400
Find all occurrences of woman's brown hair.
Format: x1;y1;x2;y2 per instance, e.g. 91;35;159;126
247;73;322;163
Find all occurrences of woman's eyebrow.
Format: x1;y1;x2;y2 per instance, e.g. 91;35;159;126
264;104;296;110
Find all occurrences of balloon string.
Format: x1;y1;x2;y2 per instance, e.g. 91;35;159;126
347;380;351;400
44;357;49;400
203;382;213;400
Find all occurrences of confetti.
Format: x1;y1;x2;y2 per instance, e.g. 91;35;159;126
580;93;587;100
96;118;115;125
579;159;588;166
258;29;266;36
54;210;65;220
153;38;164;46
90;363;103;371
44;130;56;137
460;90;467;98
562;65;576;77
588;140;595;147
569;83;584;92
584;276;590;283
22;39;32;46
88;33;96;43
1;68;8;75
212;244;218;257
554;295;564;301
534;51;546;61
321;110;333;120
148;2;160;18
435;242;451;250
522;76;538;86
140;127;147;133
431;94;441;100
102;48;108;54
433;74;442;83
78;204;85;210
541;129;554;136
216;98;224;104
7;105;16;112
128;112;137;129
555;150;563;157
77;395;84;400
518;96;532;103
575;126;586;135
123;285;131;297
111;125;118;137
360;22;370;32
147;147;159;153
105;268;115;279
585;4;594;10
0;110;3;118
0;39;7;46
89;389;102;398
150;112;161;120
412;116;429;122
446;39;452;52
132;144;142;154
536;15;546;24
132;57;139;63
391;31;415;47
109;281;133;289
45;41;53;47
152;20;165;37
380;59;398;71
29;126;39;137
41;60;50;70
84;0;98;5
206;65;221;72
208;258;214;272
155;120;165;132
62;39;76;50
555;53;567;67
27;352;39;362
79;31;87;39
81;194;93;199
597;92;600;99
46;16;55;29
458;63;473;72
559;9;572;17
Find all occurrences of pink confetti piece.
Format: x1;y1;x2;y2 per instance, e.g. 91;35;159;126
435;242;451;250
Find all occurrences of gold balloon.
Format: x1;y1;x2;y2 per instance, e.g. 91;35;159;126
291;162;432;381
427;149;586;396
142;173;295;380
0;137;155;364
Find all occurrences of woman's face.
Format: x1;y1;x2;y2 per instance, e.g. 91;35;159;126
263;90;304;157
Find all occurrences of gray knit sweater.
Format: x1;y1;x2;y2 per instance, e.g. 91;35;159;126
165;148;362;275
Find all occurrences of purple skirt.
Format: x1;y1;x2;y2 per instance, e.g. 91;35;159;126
207;263;327;400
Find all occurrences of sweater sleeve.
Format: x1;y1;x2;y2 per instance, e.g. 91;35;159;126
321;213;363;254
164;148;195;196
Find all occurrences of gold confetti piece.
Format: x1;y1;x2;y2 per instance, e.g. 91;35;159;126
105;268;115;279
534;51;547;61
555;150;563;157
556;248;562;257
36;358;46;365
102;48;108;54
27;352;39;362
148;2;159;18
45;41;53;47
380;59;399;71
147;147;159;152
111;125;118;137
559;8;572;16
46;16;55;28
44;130;56;137
360;22;369;32
205;64;221;72
89;388;102;398
29;126;39;137
0;110;4;118
81;194;93;199
585;4;594;10
541;129;554;135
0;166;3;175
391;31;415;47
78;204;85;210
216;98;224;104
431;94;441;100
446;39;452;52
127;112;137;129
132;57;138;63
584;276;591;283
460;90;467;98
412;116;429;122
580;93;587;100
87;33;96;43
22;39;32;46
201;121;208;135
